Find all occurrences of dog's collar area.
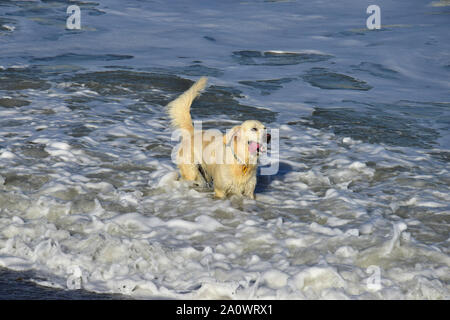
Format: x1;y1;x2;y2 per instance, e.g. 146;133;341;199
226;144;251;175
226;140;246;165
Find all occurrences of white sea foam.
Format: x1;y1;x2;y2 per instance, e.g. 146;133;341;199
1;116;448;299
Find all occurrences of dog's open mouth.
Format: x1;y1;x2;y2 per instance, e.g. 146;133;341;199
248;141;261;154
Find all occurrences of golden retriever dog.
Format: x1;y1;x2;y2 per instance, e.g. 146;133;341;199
167;77;270;199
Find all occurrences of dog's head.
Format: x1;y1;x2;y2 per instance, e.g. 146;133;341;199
225;120;271;164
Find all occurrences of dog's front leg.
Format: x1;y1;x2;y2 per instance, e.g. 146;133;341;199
244;190;255;200
243;176;257;199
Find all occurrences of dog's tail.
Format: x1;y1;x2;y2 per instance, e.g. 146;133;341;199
167;77;208;133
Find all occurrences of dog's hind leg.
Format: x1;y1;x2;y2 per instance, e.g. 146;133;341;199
179;163;209;187
179;163;200;181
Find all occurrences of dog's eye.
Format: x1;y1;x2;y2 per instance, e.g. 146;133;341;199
251;127;257;132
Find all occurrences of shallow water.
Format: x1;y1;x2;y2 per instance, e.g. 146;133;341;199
0;267;126;299
0;0;449;299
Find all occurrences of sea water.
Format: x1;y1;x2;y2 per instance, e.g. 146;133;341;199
0;0;449;299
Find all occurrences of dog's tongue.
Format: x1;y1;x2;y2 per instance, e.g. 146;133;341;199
248;142;260;154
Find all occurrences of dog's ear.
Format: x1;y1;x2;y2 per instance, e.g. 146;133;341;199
224;125;241;145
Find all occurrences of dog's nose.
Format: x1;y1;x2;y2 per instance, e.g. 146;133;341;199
266;133;271;144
